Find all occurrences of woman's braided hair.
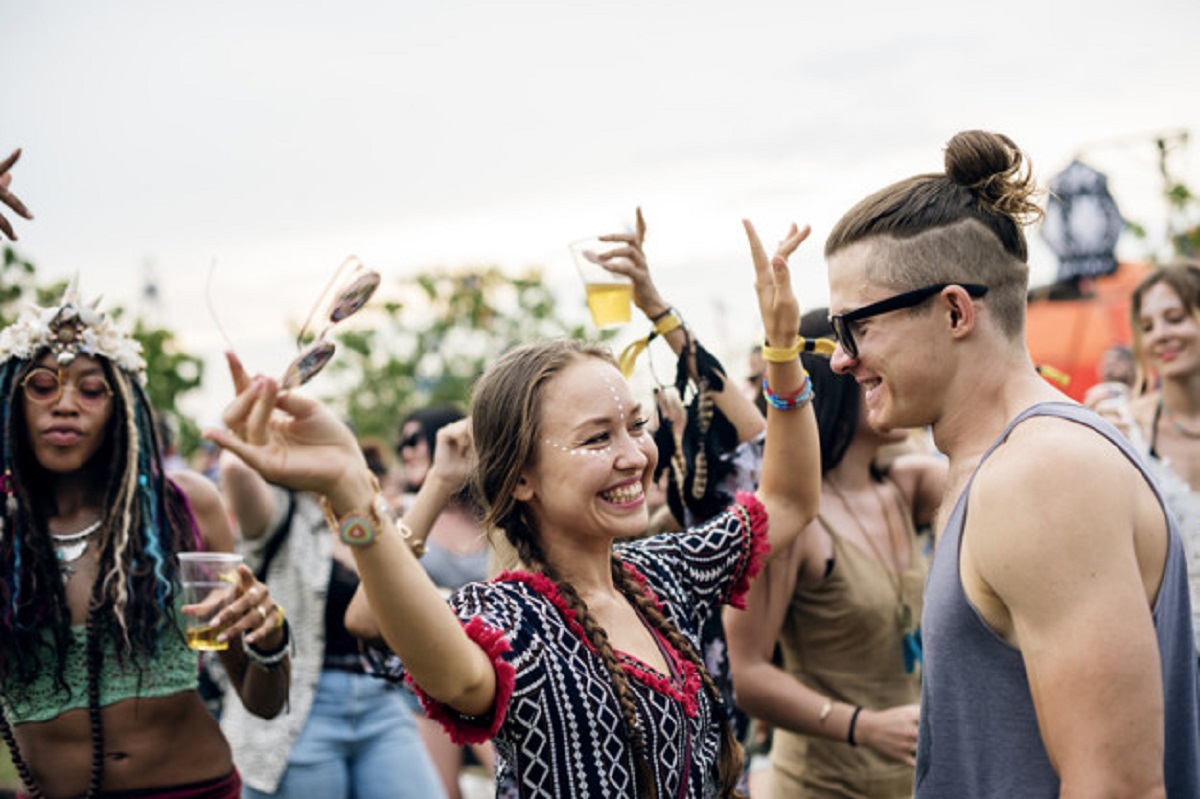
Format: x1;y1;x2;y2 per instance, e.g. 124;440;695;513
471;338;746;798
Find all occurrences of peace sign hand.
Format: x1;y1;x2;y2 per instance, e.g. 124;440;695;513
744;220;810;347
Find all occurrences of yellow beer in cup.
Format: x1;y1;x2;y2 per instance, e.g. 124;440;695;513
178;552;244;651
570;237;633;330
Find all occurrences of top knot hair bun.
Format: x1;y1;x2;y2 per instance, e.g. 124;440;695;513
944;130;1043;226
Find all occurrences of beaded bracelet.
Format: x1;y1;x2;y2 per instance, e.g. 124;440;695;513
762;375;814;411
243;619;292;670
761;336;837;362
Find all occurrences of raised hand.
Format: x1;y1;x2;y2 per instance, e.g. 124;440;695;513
596;207;669;318
428;418;475;493
743;220;810;347
204;352;367;501
0;149;34;241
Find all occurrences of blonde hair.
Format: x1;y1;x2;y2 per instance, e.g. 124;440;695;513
1130;260;1200;394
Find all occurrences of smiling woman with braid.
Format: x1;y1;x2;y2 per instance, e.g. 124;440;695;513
0;283;290;799
210;218;821;798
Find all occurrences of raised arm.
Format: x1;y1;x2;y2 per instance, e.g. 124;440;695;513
743;220;821;557
600;207;765;445
218;449;279;540
345;419;473;641
205;353;497;717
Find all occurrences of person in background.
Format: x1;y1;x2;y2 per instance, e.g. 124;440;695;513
726;308;945;798
208;216;821;798
217;430;444;799
1098;343;1136;387
824;129;1198;797
382;404;495;799
0;283;288;799
1086;260;1200;654
396;406;468;497
597;206;769;793
0;148;33;240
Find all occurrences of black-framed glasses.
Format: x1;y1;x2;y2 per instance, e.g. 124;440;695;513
829;283;988;359
21;367;113;407
281;256;381;389
396;430;423;453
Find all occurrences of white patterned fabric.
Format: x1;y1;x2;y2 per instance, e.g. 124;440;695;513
367;496;768;798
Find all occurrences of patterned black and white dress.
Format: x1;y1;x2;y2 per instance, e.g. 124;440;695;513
368;492;768;798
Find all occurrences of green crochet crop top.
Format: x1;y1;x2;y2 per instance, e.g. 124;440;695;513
0;601;199;725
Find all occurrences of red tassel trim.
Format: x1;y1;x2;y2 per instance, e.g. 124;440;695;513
618;646;703;717
495;569;598;654
725;492;770;610
410;616;516;745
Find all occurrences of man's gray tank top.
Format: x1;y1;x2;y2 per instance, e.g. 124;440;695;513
915;402;1200;798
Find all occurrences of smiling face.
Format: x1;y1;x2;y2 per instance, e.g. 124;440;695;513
513;356;657;552
20;354;115;475
827;241;949;433
1136;281;1200;382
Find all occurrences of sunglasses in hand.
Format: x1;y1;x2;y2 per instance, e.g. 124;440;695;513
282;256;381;388
207;255;381;390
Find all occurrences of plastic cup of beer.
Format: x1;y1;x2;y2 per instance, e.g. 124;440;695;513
178;552;244;651
569;237;632;329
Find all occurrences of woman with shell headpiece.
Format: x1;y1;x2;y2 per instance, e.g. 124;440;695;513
0;278;291;799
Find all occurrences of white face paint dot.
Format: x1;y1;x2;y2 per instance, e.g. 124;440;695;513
542;438;611;457
602;374;626;422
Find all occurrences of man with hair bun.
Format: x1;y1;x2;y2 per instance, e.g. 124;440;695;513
823;130;1200;797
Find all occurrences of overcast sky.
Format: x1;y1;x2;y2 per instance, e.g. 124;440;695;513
6;0;1199;425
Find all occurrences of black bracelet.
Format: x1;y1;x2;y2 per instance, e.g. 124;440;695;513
847;705;864;747
649;306;675;323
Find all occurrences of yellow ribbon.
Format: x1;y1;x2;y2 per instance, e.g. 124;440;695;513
617;312;683;377
761;336;837;362
1035;364;1070;387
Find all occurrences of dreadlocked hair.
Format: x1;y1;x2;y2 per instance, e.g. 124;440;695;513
0;587;109;799
0;355;199;694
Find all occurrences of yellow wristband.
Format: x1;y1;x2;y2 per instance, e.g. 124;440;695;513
654;312;682;336
617;309;684;378
761;336;837;362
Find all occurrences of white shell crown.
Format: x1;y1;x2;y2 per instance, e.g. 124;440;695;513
0;278;146;376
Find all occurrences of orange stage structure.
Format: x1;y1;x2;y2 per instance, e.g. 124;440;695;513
1026;262;1150;402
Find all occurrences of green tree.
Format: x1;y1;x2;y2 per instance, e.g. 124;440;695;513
324;264;602;442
